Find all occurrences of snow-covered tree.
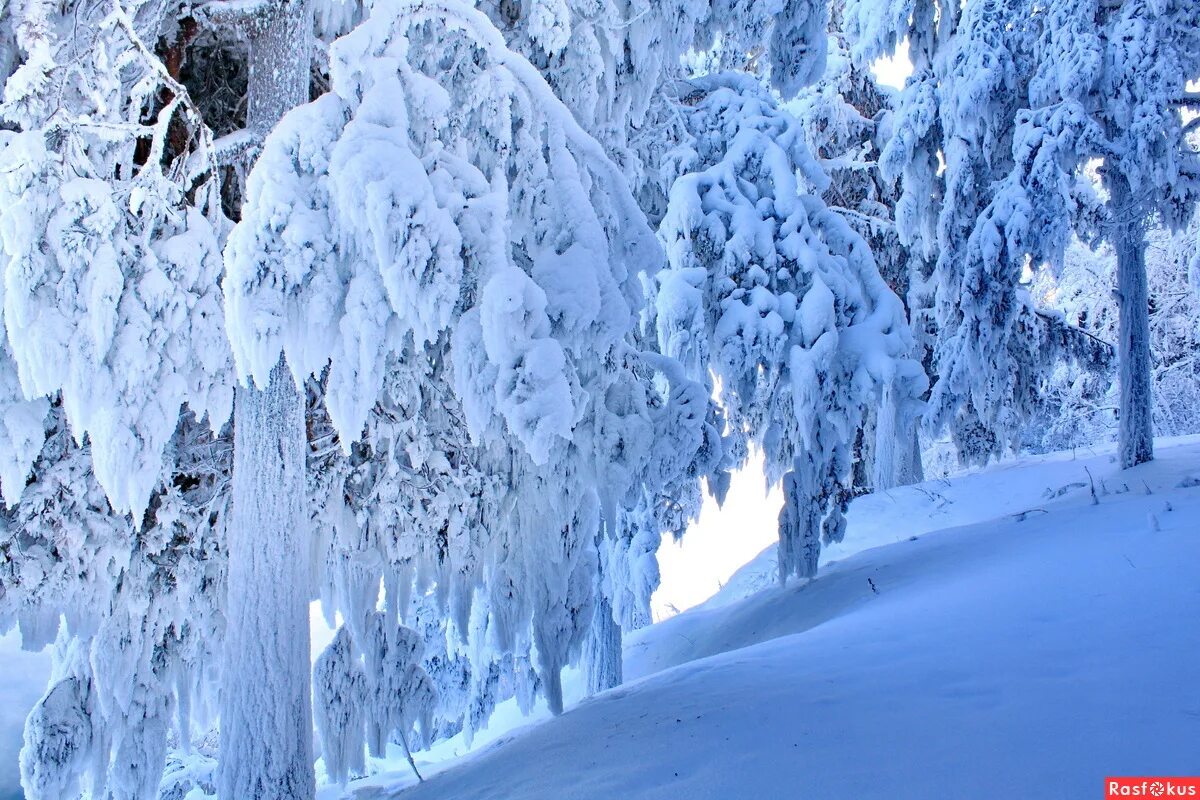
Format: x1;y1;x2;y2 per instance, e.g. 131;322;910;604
1028;218;1200;452
0;0;233;517
3;406;230;800
788;9;926;487
481;0;832;221
20;651;97;800
969;0;1200;468
362;613;435;779
842;0;1118;465
918;0;1046;462
312;627;368;786
0;2;253;796
844;0;951;335
225;0;718;732
654;73;925;580
215;0;318;795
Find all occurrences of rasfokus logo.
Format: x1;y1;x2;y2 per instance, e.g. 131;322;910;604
1107;778;1200;797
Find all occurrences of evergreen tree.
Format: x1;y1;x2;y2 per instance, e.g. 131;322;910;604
843;0;1118;465
654;73;925;580
976;0;1200;467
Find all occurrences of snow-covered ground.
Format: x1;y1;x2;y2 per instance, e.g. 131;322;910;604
340;436;1200;799
0;632;49;800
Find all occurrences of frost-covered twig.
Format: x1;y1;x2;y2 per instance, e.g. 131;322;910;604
1084;466;1099;506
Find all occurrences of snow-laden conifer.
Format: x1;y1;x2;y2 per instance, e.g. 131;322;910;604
655;74;925;580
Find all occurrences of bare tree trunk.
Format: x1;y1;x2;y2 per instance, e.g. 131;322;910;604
219;4;315;798
400;730;424;784
1109;170;1154;469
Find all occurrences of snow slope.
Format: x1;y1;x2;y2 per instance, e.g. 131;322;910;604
697;438;1153;612
355;436;1200;799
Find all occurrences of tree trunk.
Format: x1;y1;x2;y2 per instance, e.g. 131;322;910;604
220;359;314;799
902;422;925;485
219;5;315;796
1109;171;1154;469
778;460;821;582
871;385;896;491
583;595;622;696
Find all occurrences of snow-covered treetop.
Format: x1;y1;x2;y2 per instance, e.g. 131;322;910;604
478;0;831;217
0;0;233;517
1016;0;1200;241
658;73;921;455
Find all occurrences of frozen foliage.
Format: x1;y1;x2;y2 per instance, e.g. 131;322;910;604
788;17;925;487
312;618;436;785
481;0;829;213
362;615;435;764
20;668;95;800
846;0;947;274
0;356;47;507
156;751;218;800
225;0;655;438
920;0;1039;461
0;0;233;517
655;74;925;580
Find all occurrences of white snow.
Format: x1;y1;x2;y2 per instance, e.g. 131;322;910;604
0;632;49;800
338;436;1200;800
651;450;782;619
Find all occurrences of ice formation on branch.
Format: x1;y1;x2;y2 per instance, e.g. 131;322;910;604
3;409;229;800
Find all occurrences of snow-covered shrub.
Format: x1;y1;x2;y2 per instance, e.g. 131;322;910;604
312;628;368;786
